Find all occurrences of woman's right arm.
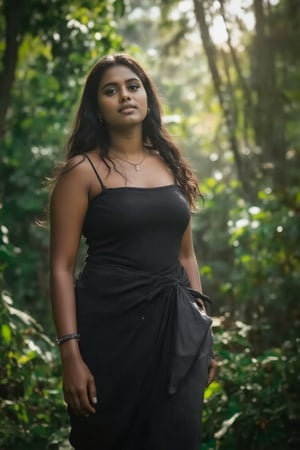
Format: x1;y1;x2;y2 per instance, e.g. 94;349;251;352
50;157;97;416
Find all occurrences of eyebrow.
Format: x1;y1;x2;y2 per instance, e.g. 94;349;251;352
101;78;141;90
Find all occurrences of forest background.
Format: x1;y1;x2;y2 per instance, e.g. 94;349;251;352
0;0;299;449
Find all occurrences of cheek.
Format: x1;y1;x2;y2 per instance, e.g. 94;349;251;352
142;90;148;104
98;98;114;116
140;92;148;110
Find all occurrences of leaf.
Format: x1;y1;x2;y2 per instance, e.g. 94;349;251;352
214;412;241;439
19;350;38;365
1;323;12;344
113;0;125;17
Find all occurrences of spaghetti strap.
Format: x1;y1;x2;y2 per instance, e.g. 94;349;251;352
85;154;106;190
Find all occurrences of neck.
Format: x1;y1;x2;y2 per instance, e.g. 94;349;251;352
109;132;145;159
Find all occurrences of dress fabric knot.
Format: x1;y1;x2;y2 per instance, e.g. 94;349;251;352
169;279;213;394
139;264;213;395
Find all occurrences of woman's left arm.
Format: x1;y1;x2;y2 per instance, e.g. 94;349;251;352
178;220;204;304
178;219;217;385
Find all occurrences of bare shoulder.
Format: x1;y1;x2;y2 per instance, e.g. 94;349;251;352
85;149;109;171
51;154;92;200
59;152;106;183
54;150;109;198
61;154;89;177
50;155;93;239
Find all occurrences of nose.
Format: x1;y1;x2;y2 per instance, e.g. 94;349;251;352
119;87;131;103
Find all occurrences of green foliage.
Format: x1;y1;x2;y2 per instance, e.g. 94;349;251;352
0;224;14;273
0;291;68;450
202;320;300;450
194;177;300;347
227;185;300;345
194;176;300;448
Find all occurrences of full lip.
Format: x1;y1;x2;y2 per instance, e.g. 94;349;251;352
118;104;137;113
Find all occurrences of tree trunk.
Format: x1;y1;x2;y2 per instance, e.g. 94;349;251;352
193;0;251;196
252;0;287;185
0;0;25;142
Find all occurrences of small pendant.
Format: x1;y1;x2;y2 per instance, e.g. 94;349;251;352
135;164;140;171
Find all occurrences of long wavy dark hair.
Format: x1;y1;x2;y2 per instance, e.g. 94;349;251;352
64;53;200;207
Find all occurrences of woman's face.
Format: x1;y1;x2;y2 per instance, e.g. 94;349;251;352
97;64;148;130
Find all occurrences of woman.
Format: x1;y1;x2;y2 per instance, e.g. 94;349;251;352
50;53;217;450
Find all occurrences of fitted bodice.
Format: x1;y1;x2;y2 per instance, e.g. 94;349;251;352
82;185;190;272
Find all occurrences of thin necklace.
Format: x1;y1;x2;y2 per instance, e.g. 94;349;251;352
110;151;147;172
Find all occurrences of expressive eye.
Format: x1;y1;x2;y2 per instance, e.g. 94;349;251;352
105;87;117;96
128;84;140;91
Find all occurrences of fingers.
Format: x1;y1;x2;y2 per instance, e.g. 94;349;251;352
64;390;84;415
207;358;217;386
79;381;97;415
88;377;98;408
196;300;207;314
64;389;96;416
63;375;97;416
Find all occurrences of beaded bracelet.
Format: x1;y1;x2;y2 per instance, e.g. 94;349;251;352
56;333;80;345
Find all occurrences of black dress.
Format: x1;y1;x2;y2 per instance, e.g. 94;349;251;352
69;156;213;450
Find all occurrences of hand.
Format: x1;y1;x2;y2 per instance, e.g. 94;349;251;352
62;356;98;416
196;300;207;314
207;358;217;386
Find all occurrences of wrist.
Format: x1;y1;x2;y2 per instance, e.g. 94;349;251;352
56;332;80;345
59;338;81;360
